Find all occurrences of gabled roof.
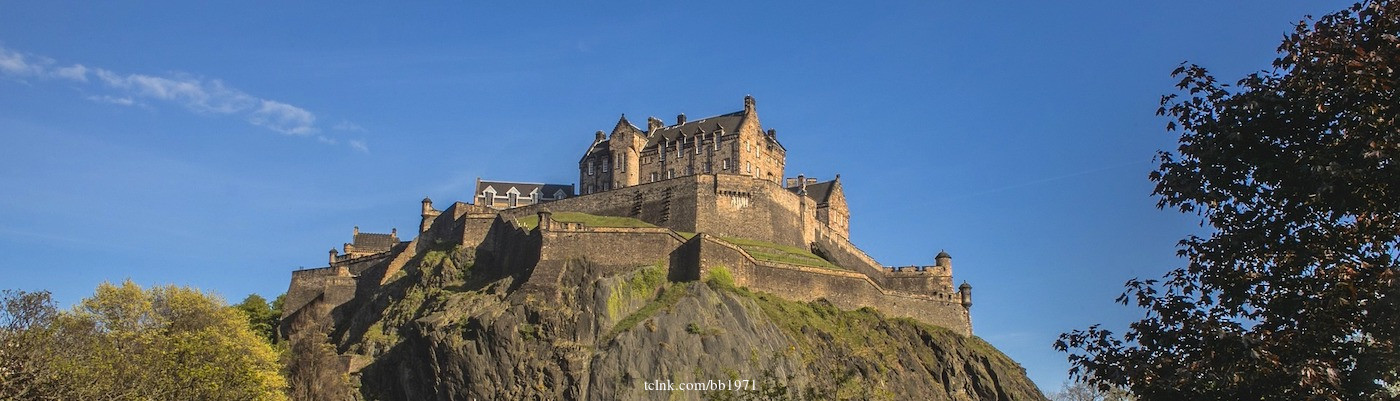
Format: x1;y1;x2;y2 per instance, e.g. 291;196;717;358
643;111;746;149
787;179;839;205
476;180;575;199
352;232;397;252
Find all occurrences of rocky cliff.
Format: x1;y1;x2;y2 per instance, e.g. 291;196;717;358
308;244;1045;400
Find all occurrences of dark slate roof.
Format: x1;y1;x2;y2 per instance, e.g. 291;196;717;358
787;179;837;204
477;180;575;198
643;111;746;149
352;233;397;252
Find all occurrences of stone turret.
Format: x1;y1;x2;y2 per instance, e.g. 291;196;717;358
935;250;952;269
958;281;972;308
537;210;553;231
420;197;440;233
329;248;338;265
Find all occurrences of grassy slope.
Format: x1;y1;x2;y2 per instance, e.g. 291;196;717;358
514;212;656;230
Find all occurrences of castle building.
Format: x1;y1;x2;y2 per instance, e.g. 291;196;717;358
579;96;786;195
473;178;575;210
285;95;973;340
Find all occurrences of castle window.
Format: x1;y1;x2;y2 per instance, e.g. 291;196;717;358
746;162;752;173
650;172;657;182
483;190;495;206
666;169;674;179
602;156;609;173
685;166;693;175
587;160;595;176
509;193;519;207
703;162;711;173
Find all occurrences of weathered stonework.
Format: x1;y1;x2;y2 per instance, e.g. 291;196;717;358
281;97;973;337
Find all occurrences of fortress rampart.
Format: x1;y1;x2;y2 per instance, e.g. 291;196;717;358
280;97;973;338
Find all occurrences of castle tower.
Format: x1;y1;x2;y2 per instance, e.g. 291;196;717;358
609;114;645;189
732;95;786;183
420;197;440;233
936;250;952;269
958;282;972;307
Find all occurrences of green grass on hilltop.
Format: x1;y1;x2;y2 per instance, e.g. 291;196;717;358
718;236;844;271
514;211;657;230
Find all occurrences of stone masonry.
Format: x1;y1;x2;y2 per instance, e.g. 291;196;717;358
281;96;973;337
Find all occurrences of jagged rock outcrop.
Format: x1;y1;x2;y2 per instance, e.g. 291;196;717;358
307;245;1046;400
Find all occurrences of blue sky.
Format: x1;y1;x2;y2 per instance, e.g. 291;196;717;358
0;0;1352;391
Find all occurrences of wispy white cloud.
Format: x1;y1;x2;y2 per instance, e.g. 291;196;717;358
250;99;316;135
86;95;136;106
0;45;352;147
332;120;366;132
348;139;369;153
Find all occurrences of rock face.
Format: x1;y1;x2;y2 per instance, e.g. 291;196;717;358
312;246;1047;400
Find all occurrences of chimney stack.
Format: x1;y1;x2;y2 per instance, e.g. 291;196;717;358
677;113;686;125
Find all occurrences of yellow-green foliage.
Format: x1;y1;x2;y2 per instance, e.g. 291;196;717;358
604;283;689;343
718;236;843;270
704;265;735;290
604;263;668;321
515;211;657;230
19;280;288;400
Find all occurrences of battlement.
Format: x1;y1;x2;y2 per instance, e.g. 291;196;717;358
281;96;974;337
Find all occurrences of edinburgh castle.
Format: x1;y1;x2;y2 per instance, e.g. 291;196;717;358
281;96;975;339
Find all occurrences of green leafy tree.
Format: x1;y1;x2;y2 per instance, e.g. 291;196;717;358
235;293;282;343
0;282;288;400
1057;1;1400;400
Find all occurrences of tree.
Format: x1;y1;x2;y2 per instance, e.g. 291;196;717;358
0;282;288;400
283;329;354;401
1048;381;1134;401
1057;1;1400;400
235;293;283;343
0;289;68;400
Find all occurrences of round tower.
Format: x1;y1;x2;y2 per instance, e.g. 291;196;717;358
935;250;952;269
420;197;439;234
958;281;972;308
329;248;338;265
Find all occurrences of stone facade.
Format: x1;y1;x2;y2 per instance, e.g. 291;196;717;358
579;96;787;195
282;96;973;337
473;178;574;210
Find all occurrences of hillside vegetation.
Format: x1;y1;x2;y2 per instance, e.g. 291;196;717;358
298;244;1045;400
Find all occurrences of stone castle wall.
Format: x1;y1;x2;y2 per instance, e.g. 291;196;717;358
504;174;823;249
283;180;972;337
692;234;970;335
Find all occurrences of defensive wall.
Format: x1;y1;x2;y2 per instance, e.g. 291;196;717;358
690;233;970;335
502;173;816;249
283;190;973;337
